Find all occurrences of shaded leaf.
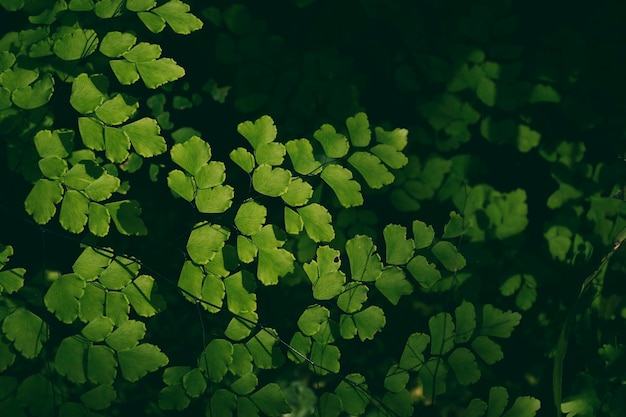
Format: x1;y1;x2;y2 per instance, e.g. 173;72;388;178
44;273;85;323
118;343;168;381
3;307;48;358
375;267;413;305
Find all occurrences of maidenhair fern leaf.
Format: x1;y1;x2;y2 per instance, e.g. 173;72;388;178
2;308;48;359
59;189;89;233
105;320;146;351
297;305;330;336
0;246;25;294
297;203;335;243
146;0;204;34
159;385;190;411
235;201;267;236
385;365;410;392
429;312;455;355
81;316;114;342
455;301;476;343
99;255;140;290
230;373;258;395
471;336;504;365
249;383;292;416
198;339;233;382
230;147;256;173
285;138;322;175
282;178;313;207
207;389;236;417
171;135;211;175
186;222;230;265
24;179;64;224
383;224;415;265
95;94;138;125
238;115;277;149
225;313;257;342
252;164;291;197
348;151;395;189
38;156;67;179
319;393;343;417
195;161;226;188
100;31;137;57
337;282;368;313
353;306;386;341
419;357;447;398
310;342;341;375
229;343;254;375
303;246;346;300
122;117;167;157
346;112;371;147
87;345;117;385
55;336;88;383
224;271;257;314
255;142;286;166
346;235;383;282
448;347;481;385
320;164;363;208
118;343;168;382
479;304;521;338
80;384;117;410
105;200;148;235
412;219;435;249
105;291;131;325
375;267;413;305
12;73;54;109
375;126;408;150
252;225;295;285
246;329;285;369
44;273;85;323
287;332;312;364
407;255;441;289
195;185;234;213
443;211;469;238
122;274;166;317
79;284;106;322
314;124;349;159
335;374;369;415
432;241;466;272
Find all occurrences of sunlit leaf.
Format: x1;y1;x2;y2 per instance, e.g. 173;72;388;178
285;138;322;175
235;201;267;236
346;235;383;282
383;224;414;265
136;58;185;88
297;203;335;243
353;306;385;341
87;345;117;385
44;273;85;323
118;343;168;381
224;271;257;314
198;339;233;382
99;31;137;57
52;28;98;61
337;282;368;313
186;222;229;265
346;112;371;147
24;179;63;224
250;383;292;416
150;0;203;34
297;305;330;336
246;329;284;369
238;115;277;149
314;124;349;158
252;164;291;197
321;164;363;208
335;374;369;415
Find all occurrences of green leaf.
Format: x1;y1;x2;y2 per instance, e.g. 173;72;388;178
80;384;116;410
2;307;48;358
123;117;166;157
186;222;229;265
318;393;343;417
230;373;257;395
118;343;168;381
79;283;106;322
159;385;190;411
321;164;363;208
52;28;98;61
255;142;286;166
73;246;111;281
429;312;455;355
337;282;368;313
281;177;313;207
110;59;140;84
313;124;349;158
182;368;207;398
412;220;435;249
407;255;441;289
253;226;295;285
419;357;447;398
246;329;285;369
105;320;145;351
443;211;469;238
198;339;233;382
16;374;55;417
479;304;521;338
11;72;54;109
127;0;157;12
375;267;413;305
250;383;292;416
529;83;560;104
384;365;409;392
339;314;357;339
55;336;88;383
99;255;139;290
448;348;480;385
285;138;322;175
310;341;340;375
168;170;194;201
99;31;137;57
136;58;185;88
195;161;226;188
78;117;105;150
432;241;466;271
383;224;415;265
0;268;25;294
208;389;236;417
488;386;509;417
297;203;335;243
346;235;383;282
237;115;277;149
103;126;130;162
370;144;408;169
229;342;254;374
123;42;161;62
138;11;167;33
455;301;476;343
399;332;429;370
235;201;267;236
348;151;395;189
304;246;346;300
122;274;165;317
380;390;414;417
517;124;541;153
70;73;107;114
44;273;85;323
375;126;408;150
252;164;291;197
335;374;369;415
81;316;114;342
150;0;204;34
96;94;138;125
471;336;503;365
297;305;330;336
195;185;234;213
353;306;386;341
87;345;117;384
34;129;73;158
502;396;541;417
476;77;496;106
224;271;257;314
59;190;89;233
105;291;130;325
229;147;255;173
346;112;371;147
465;399;488;417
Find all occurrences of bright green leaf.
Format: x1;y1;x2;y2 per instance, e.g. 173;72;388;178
70;73;107;114
118;343;168;381
346;235;383;282
412;220;435;249
346;112;371;147
321;164;363;208
105;320;145;351
297;203;335;243
407;255;441;289
375;267;413;305
44;273;85;323
198;339;233;382
54;336;88;383
235;201;267;236
285;138;322;175
195;185;234;213
432;241;466;271
297;305;330;336
383;224;414;265
3;307;48;358
455;301;476;343
237;115;277;149
186;222;229;265
136;58;185;88
59;189;89;233
252;164;291;197
249;383;292;416
229;147;255;173
313;124;349;158
353;306;386;341
337;282;368;313
99;31;137;57
335;374;369;415
52;28;98;61
225;271;257;314
151;0;204;34
246;329;284;369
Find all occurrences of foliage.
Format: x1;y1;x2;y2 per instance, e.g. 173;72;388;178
1;1;626;417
